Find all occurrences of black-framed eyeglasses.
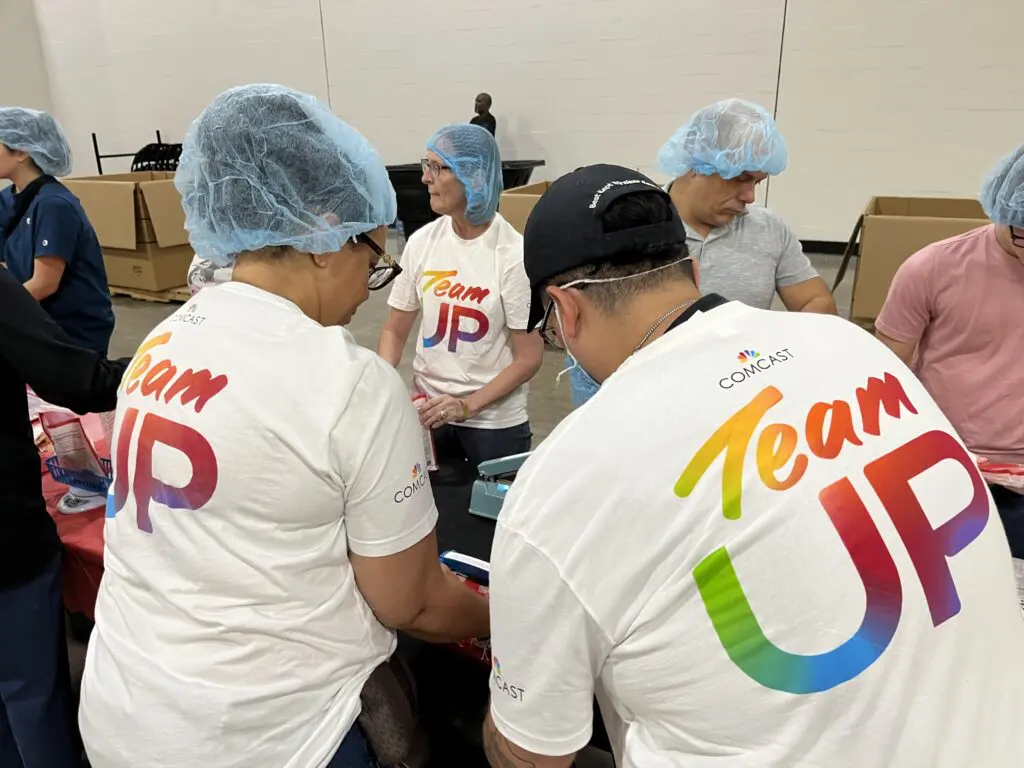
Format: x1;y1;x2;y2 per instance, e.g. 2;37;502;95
1011;226;1024;249
420;158;452;178
355;233;402;291
538;299;564;350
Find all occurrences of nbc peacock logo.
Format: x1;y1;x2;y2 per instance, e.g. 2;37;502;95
395;463;428;503
737;349;760;363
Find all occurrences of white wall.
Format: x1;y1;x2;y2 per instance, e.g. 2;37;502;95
27;0;1024;240
771;0;1024;240
1;0;52;112
33;0;330;176
321;0;785;187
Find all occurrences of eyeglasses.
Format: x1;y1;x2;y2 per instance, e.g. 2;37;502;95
538;296;569;350
420;158;452;179
354;233;402;291
1011;227;1024;249
537;256;694;349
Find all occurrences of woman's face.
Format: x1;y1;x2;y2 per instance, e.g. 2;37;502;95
422;150;466;217
315;225;389;326
0;144;26;181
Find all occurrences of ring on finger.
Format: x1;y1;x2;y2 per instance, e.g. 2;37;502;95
439;409;447;422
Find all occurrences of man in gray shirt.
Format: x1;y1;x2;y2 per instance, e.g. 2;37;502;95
568;98;835;406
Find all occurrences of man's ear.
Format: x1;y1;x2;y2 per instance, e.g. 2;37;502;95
547;285;582;340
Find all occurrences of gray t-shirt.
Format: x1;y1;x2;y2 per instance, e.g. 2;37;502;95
684;206;818;310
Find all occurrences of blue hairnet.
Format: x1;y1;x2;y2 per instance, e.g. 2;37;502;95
175;84;397;266
980;143;1024;228
0;107;73;177
426;124;502;226
657;99;788;180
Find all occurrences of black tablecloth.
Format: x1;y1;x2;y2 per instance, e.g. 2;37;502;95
432;481;496;560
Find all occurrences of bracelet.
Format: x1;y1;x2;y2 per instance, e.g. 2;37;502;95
458;399;471;422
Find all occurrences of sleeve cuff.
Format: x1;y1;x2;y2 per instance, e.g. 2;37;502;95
775;269;820;289
490;702;592;759
873;318;919;345
387;296;420;312
347;505;438;558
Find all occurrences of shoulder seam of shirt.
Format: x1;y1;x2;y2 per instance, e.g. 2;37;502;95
918;224;991;254
495;523;615;647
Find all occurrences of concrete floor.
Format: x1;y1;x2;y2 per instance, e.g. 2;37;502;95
106;245;853;445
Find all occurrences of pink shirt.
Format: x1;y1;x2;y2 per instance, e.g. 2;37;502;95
876;224;1024;463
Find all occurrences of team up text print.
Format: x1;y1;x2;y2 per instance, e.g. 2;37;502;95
420;269;490;352
676;373;990;695
108;332;227;533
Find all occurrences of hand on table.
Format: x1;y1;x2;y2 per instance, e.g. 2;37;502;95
419;394;471;429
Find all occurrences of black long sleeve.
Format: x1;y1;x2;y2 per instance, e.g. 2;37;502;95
0;267;129;587
0;267;127;413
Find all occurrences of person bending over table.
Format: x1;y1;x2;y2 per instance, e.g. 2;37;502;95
568;99;835;408
78;85;489;768
875;142;1024;581
0;266;126;768
0;107;115;355
378;124;542;481
482;164;1024;767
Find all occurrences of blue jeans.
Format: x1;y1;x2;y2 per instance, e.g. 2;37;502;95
326;723;378;768
568;355;600;409
0;554;79;768
991;484;1024;560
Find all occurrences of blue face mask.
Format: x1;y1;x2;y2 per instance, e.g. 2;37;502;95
552;256;697;408
554;305;603;411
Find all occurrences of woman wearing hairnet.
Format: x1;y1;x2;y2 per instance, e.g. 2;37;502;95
378;124;543;481
0;108;115;355
78;85;489;768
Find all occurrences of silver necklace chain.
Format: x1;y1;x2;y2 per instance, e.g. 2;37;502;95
633;299;698;353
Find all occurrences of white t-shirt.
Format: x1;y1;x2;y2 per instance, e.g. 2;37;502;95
489;299;1024;768
387;214;530;429
79;283;438;768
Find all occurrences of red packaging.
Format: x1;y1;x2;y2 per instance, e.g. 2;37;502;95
977;457;1024;494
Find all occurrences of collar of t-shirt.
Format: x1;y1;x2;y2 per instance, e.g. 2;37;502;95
664;292;729;334
3;175;58;239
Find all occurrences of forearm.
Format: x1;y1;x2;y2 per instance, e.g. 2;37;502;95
402;569;490;642
466;359;539;416
797;294;837;315
33;356;128;415
377;326;408;367
483;712;575;768
23;276;57;301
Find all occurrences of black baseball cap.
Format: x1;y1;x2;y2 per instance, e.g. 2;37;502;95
523;164;688;331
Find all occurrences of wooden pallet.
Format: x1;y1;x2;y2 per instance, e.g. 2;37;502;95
110;284;190;304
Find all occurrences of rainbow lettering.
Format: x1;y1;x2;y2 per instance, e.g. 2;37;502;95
421;270;491;352
680;373;990;694
123;332;229;413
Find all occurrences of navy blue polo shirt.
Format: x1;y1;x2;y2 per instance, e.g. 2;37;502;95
0;181;115;355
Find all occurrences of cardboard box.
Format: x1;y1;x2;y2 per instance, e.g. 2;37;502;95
64;171;191;292
840;197;989;322
499;181;553;234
